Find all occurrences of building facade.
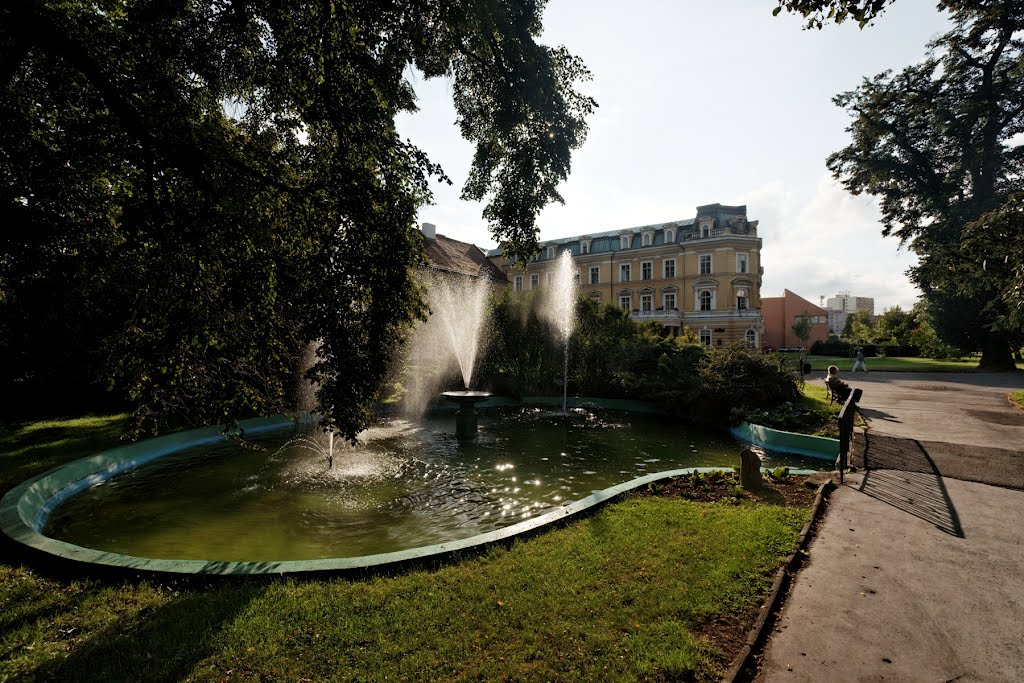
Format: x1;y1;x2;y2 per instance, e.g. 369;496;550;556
826;292;874;315
486;204;765;348
760;289;829;350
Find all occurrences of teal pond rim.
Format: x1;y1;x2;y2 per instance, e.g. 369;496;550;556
1;407;826;576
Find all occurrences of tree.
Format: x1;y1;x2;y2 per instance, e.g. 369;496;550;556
773;0;896;28
791;314;814;348
841;310;875;344
827;1;1024;370
0;1;595;438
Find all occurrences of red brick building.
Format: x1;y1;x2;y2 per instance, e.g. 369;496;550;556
760;289;829;350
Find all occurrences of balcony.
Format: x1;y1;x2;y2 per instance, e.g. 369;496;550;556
681;225;757;241
631;308;682;321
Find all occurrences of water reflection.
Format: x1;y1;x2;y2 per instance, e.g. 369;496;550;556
45;408;827;562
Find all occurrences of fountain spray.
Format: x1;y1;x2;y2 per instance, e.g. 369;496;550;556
539;250;578;415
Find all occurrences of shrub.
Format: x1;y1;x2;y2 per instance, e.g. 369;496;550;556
693;345;800;426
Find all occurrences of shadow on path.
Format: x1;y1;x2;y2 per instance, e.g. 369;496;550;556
856;432;964;538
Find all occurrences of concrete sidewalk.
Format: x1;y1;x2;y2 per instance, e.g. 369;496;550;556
756;372;1024;682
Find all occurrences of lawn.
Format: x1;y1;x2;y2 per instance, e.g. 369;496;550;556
1010;390;1024;411
0;415;813;682
787;354;1024;373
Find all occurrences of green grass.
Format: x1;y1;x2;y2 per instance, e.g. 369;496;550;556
790;354;1024;373
1010;390;1024;411
0;415;811;682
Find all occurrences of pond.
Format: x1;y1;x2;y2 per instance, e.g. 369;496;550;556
44;408;827;561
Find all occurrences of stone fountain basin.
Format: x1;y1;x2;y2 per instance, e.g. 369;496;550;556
0;413;746;576
1;404;827;576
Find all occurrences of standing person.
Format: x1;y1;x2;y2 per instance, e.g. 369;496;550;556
852;347;868;372
825;365;852;401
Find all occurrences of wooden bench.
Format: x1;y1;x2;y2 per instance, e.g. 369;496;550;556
823;379;844;406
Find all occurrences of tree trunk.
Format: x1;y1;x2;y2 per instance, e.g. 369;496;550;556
978;334;1015;371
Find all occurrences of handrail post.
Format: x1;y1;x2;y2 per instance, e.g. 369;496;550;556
837;387;862;484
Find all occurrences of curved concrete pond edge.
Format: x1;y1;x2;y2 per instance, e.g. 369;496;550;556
731;421;839;461
2;409;822;577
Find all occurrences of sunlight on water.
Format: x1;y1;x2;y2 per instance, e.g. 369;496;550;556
44;408;829;562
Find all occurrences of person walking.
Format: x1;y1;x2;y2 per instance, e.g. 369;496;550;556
852;347;868;372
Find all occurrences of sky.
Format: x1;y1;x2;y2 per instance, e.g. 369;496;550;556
395;1;956;313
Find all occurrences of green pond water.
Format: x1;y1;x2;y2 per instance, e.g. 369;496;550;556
44;408;828;561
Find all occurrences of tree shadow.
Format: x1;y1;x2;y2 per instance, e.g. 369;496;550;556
28;583;264;682
856;433;964;538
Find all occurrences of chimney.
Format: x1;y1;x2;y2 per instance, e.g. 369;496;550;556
421;222;436;240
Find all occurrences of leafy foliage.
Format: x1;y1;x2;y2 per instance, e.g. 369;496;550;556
791;315;814;346
0;1;594;438
773;0;895;28
695;346;802;426
827;2;1024;369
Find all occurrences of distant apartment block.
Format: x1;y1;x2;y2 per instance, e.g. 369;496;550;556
486;204;765;348
761;289;829;350
826;292;874;315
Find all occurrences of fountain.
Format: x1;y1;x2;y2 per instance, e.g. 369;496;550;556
1;261;831;572
538;250;577;414
401;271;493;424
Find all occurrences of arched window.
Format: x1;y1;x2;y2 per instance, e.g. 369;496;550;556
699;289;713;311
641;232;652;247
665;228;676;243
736;288;748;310
581;240;590;254
745;329;757;348
620;235;631;249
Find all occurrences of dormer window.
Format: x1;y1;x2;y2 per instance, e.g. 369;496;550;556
546;246;555;260
700;222;712;238
620;235;631;249
665;228;676;243
580;240;590;255
641;232;652;247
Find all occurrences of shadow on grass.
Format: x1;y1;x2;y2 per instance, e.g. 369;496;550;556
28;584;263;682
0;415;129;492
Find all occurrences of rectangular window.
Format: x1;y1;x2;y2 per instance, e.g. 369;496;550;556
619;294;631;310
699;254;712;275
589;266;600;285
664;292;676;310
620;264;630;282
530;273;539;289
736;253;749;273
641;294;653;312
514;275;523;292
664;259;676;279
641;261;652;280
699;329;712;346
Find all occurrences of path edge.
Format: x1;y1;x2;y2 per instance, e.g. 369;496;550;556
722;478;837;683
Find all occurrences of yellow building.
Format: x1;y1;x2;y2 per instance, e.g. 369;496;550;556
487;204;764;348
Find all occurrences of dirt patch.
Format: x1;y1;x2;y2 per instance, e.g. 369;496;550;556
638;470;821;508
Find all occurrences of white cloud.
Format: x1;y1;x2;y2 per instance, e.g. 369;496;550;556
756;174;919;311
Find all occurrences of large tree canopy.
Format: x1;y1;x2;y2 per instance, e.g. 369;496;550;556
826;0;1024;369
0;0;595;438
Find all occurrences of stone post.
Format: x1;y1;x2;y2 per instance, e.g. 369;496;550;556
740;448;762;489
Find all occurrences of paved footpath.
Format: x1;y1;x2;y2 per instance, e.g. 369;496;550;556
757;372;1024;682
